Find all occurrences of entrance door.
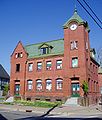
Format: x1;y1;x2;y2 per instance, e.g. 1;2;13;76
15;84;20;95
71;83;80;97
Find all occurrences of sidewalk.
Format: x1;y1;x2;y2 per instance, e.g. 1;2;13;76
50;104;102;117
0;103;102;117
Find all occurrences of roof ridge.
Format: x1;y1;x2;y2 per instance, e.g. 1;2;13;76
25;38;64;47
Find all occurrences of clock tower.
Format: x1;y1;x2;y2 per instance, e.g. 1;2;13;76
63;9;90;97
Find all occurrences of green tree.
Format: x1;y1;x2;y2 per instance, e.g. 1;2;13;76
82;81;88;97
3;84;9;96
82;81;89;106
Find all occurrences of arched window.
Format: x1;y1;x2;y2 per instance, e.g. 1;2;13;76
46;79;52;91
27;80;33;91
56;78;63;90
36;79;42;91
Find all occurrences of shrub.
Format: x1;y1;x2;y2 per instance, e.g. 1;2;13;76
14;100;62;108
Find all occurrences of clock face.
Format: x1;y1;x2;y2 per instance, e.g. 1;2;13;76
70;24;77;30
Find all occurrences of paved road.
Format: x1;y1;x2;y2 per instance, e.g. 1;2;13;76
0;109;102;120
0;109;39;120
0;103;102;120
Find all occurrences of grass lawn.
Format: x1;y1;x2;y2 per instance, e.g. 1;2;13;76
1;100;62;108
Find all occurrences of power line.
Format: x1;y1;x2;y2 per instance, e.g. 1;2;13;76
83;0;102;25
76;0;102;29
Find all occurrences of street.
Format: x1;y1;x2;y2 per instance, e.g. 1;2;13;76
0;109;102;120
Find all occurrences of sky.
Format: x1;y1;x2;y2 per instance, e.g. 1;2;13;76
0;0;102;74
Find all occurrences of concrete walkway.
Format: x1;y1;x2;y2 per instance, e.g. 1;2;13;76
0;103;102;118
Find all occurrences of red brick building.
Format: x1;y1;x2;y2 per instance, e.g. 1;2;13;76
10;9;100;103
98;67;102;95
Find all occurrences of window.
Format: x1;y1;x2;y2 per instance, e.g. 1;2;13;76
46;79;52;91
15;52;23;58
16;64;20;72
56;79;63;90
56;60;62;69
36;79;42;91
18;53;20;58
86;42;88;50
71;41;78;50
15;53;18;58
28;63;33;72
72;57;78;68
20;52;23;57
15;84;20;95
27;80;33;91
40;47;49;54
37;62;42;71
46;61;52;70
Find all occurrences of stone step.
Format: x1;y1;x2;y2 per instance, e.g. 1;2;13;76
5;96;14;102
64;97;79;106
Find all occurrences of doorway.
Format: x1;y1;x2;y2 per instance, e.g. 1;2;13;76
71;83;80;97
15;84;20;95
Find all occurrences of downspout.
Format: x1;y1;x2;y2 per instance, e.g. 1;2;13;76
23;60;27;100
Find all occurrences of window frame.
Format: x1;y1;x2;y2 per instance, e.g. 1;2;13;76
36;79;42;91
46;79;52;91
56;60;62;70
46;61;52;70
72;57;78;68
27;80;33;91
40;47;49;55
56;78;63;90
37;62;42;71
70;41;78;50
28;63;33;72
15;52;23;58
16;64;20;72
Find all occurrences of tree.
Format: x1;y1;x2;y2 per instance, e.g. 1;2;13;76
82;81;88;97
82;81;89;106
3;84;9;96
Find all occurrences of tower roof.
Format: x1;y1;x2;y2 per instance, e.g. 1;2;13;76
63;9;90;32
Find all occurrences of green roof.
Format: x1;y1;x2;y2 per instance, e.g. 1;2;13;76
24;39;64;59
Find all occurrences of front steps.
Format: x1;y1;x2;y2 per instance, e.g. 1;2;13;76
63;97;79;106
5;96;14;102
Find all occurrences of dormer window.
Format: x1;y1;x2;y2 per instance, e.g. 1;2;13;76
39;43;53;55
90;48;96;59
40;47;49;55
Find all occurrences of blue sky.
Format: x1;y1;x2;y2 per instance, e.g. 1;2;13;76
0;0;102;74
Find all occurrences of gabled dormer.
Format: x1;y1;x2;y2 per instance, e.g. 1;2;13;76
39;43;53;55
90;48;96;59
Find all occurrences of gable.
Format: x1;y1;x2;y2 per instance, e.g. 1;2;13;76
11;41;27;58
39;43;51;49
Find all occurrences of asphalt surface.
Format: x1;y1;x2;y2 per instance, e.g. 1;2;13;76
0;104;102;120
0;109;102;120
